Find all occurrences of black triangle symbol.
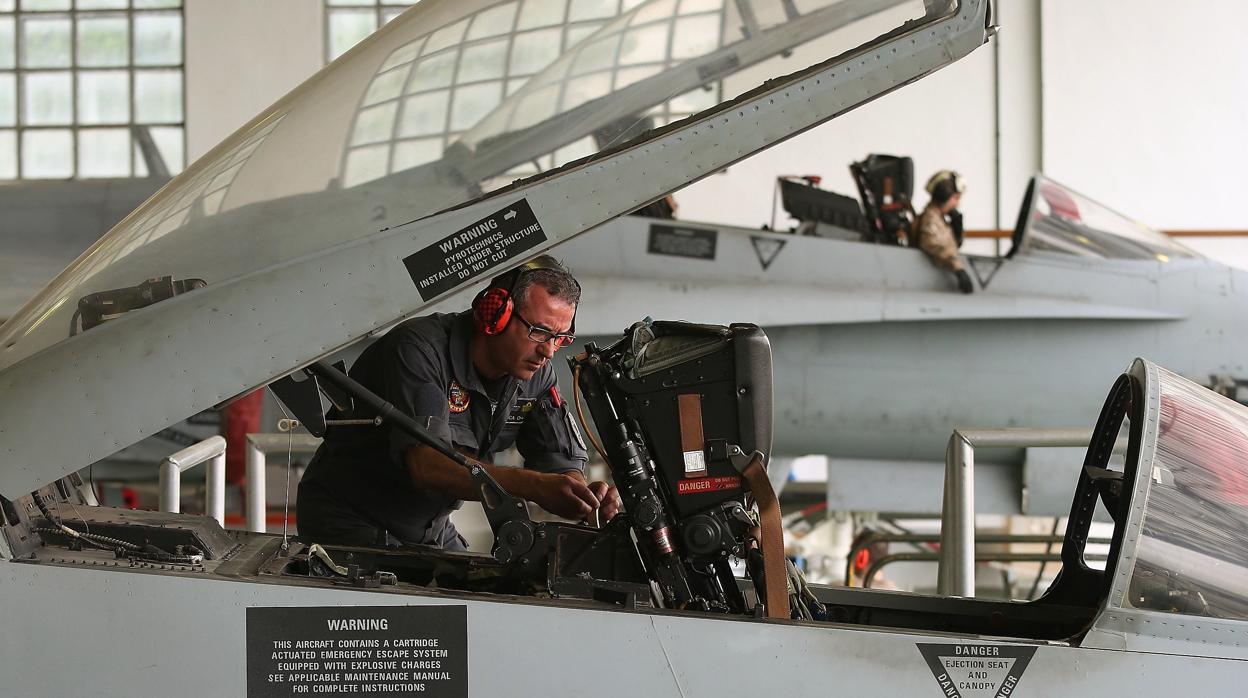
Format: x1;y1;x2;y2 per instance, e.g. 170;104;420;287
915;643;1037;698
750;235;787;270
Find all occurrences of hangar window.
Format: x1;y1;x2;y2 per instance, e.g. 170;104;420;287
332;0;728;188
0;0;185;180
325;0;417;63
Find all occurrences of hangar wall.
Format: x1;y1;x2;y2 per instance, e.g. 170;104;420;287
678;0;1248;263
1040;0;1248;266
184;0;323;163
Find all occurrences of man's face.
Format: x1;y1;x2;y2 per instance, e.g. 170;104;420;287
496;284;576;381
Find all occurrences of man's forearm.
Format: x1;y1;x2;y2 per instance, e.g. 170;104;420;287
405;444;541;501
406;445;602;519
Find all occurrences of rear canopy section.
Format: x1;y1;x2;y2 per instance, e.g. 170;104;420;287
0;0;990;497
1079;359;1248;659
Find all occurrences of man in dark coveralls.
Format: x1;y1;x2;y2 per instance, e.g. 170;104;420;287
297;256;619;550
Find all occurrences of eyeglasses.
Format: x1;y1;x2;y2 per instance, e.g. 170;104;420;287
514;310;575;348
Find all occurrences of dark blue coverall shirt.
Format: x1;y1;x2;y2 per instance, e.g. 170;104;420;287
297;311;588;549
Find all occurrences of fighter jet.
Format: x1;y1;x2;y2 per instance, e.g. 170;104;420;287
539;171;1248;516
5;0;1241;526
3;1;1248;695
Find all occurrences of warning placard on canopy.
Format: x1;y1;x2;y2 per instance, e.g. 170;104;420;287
404;198;548;301
247;605;467;697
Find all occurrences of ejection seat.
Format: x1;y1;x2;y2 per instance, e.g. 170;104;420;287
776;175;870;236
850;153;917;246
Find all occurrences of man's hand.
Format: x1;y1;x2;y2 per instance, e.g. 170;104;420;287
531;472;600;520
407;447;616;522
587;481;621;522
955;268;974;294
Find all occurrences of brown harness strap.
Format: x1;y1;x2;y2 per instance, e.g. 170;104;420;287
677;393;707;477
741;452;789;620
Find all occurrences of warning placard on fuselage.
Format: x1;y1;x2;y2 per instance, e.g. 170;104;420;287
247;605;467;697
404;198;548;301
916;643;1036;698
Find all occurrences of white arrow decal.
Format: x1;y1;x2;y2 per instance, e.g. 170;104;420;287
503;210;517;221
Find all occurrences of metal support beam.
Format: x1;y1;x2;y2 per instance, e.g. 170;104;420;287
157;436;227;526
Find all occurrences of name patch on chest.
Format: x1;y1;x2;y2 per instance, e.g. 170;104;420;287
506;398;536;425
448;380;471;413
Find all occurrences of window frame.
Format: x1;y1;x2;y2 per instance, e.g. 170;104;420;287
0;0;187;180
323;0;415;65
326;0;725;188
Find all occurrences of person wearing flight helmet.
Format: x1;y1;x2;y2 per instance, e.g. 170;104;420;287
916;170;974;294
297;255;620;550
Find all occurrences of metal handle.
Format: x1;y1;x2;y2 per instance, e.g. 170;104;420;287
158;436;227;526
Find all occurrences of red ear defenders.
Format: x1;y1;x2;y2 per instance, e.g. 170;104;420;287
474;285;514;336
472;255;577;337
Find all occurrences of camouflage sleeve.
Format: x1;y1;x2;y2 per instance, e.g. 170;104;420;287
917;212;965;272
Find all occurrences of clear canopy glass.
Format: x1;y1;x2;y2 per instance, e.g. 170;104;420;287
1128;367;1248;620
0;0;938;370
1015;175;1196;261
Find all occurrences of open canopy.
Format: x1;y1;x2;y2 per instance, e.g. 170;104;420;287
0;0;990;497
0;0;931;369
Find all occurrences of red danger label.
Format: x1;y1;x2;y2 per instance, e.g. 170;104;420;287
677;475;742;495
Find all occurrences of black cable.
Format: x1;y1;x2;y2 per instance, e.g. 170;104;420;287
31;490;141;552
31;491;60;526
35;526;142;552
79;530;140;551
30;529;111;551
